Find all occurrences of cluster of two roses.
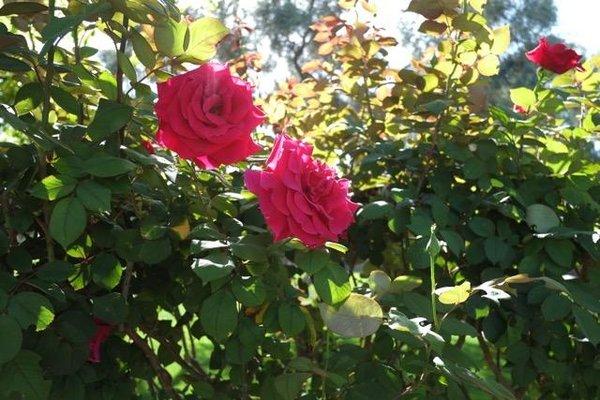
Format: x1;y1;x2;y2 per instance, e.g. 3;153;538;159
154;63;358;249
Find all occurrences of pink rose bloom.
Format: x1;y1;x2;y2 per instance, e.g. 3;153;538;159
155;62;264;169
88;319;113;363
244;135;359;248
525;37;584;74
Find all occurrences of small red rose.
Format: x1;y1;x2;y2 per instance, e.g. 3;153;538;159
244;135;359;248
88;319;113;363
142;139;155;154
525;37;584;74
513;104;527;114
155;62;264;169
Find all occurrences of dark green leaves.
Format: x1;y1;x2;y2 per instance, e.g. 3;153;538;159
130;29;156;68
192;253;235;283
0;315;22;364
76;180;111;212
200;290;238;342
278;303;306;336
0;350;51;400
526;204;560;233
8;292;54;331
0;2;48;16
468;217;495;237
30;175;76;201
91;253;123;290
295;250;331;274
92;293;127;324
49;197;86;248
87;99;133;141
83;155;136;177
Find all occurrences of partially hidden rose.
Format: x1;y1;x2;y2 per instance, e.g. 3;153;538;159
142;139;155;154
525;37;584;74
244;135;359;248
513;104;527;115
155;62;264;169
88;319;113;363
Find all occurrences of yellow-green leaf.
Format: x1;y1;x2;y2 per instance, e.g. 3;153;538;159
436;281;471;305
476;54;499;76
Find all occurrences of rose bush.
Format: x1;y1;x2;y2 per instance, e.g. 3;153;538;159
0;0;598;399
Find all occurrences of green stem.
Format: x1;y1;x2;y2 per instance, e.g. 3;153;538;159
429;253;439;330
39;0;56;262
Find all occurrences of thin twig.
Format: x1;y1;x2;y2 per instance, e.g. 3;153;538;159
123;326;182;400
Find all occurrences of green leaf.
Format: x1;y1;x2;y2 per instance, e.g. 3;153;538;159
274;373;311;400
130;29;156;69
154;18;188;57
484;236;509;264
319;293;383;338
0;350;51;400
200;290;238;342
30;175;76;201
87;99;133;141
490;25;510;55
477;54;500;76
573;305;600;345
49;196;86;248
14;82;43;114
541;293;571;321
231;237;268;262
50;86;80;115
526;204;560;233
544;240;573;267
278;303;306;336
76;180;111;212
192;252;235;283
510;87;536;109
440;230;464;256
0;54;29;72
295;249;331;274
117;51;137;82
389;275;423;293
434;357;516;400
8;292;54;331
37;260;75;283
0;315;22;364
369;270;391;295
83;155;136;177
357;200;392;221
183;17;229;62
231;277;266;307
468;216;495;237
313;264;351;305
91;253;122;290
436;281;471;305
92;293;127;324
0;1;48;15
407;0;459;19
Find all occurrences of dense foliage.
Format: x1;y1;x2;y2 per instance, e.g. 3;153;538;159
0;0;598;399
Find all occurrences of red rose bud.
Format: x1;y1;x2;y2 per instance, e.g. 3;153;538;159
244;135;359;248
88;319;113;363
513;104;527;114
154;62;264;169
142;139;155;154
525;37;584;74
